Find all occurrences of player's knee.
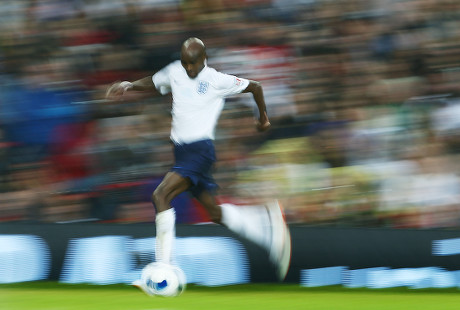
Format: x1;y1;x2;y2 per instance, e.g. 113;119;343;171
152;186;167;205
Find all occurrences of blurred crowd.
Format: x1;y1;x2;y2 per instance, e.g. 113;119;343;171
1;0;460;228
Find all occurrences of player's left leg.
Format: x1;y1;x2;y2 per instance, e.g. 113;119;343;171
195;190;291;280
265;200;292;281
195;190;270;247
192;190;222;223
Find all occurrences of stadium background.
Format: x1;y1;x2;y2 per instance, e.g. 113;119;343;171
1;0;460;291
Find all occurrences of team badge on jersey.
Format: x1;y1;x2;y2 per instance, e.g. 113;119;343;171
197;81;209;94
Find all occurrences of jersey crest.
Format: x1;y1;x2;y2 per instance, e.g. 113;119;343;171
197;80;209;94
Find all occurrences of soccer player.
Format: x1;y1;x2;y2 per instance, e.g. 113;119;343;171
106;37;291;282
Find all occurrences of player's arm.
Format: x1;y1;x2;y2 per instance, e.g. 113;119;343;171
242;80;270;132
106;76;158;100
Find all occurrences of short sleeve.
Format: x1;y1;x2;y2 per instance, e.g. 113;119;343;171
214;72;250;97
152;64;172;95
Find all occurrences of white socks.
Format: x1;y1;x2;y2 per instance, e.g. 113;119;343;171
155;204;271;264
220;203;271;251
155;208;176;264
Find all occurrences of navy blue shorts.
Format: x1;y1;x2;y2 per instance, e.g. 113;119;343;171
171;139;218;197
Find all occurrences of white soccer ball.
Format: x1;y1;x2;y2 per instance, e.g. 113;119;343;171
140;262;186;297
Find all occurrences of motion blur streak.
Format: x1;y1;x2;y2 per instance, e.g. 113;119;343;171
0;0;459;229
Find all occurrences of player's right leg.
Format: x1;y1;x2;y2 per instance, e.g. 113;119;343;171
134;172;191;294
153;171;192;212
152;172;191;264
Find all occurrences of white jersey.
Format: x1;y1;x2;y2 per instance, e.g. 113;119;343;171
152;60;249;144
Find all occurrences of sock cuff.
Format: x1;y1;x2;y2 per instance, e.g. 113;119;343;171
156;208;176;230
219;203;238;227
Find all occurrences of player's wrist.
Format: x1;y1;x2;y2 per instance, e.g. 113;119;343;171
259;116;269;125
259;117;268;123
259;110;268;122
120;81;133;92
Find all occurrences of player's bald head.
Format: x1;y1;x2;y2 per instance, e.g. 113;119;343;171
181;37;206;59
180;38;207;78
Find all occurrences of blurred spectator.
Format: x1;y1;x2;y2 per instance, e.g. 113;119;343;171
3;58;87;164
378;142;460;228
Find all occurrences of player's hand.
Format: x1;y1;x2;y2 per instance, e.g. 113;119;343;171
105;81;133;100
256;111;271;132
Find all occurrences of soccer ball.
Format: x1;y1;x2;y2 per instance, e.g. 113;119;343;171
139;262;186;297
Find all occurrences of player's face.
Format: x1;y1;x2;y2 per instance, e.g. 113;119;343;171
181;53;205;79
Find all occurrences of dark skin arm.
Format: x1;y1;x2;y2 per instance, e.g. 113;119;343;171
131;76;158;92
243;80;271;132
105;76;158;100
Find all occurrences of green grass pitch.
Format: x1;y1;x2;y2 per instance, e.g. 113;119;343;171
2;282;460;310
